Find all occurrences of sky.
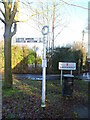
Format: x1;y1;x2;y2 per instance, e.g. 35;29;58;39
55;0;89;47
0;0;90;53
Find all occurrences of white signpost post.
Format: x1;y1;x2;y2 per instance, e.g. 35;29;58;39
41;26;49;107
59;62;76;85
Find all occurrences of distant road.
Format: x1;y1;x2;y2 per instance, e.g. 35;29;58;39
13;74;60;80
13;73;90;82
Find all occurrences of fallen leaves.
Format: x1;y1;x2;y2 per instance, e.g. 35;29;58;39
2;79;88;119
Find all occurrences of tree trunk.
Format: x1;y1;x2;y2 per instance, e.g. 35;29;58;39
35;52;37;68
4;24;12;89
52;0;55;50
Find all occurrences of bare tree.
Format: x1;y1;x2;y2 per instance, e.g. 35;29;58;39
27;0;68;50
15;0;68;50
0;0;18;88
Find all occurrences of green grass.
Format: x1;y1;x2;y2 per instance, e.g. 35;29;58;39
3;79;88;102
74;80;88;100
74;80;88;89
3;79;88;101
3;88;22;97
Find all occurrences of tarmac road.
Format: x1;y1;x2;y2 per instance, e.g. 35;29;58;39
13;74;60;80
13;73;90;81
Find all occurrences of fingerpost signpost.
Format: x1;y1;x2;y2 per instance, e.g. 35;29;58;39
41;26;49;107
15;26;49;107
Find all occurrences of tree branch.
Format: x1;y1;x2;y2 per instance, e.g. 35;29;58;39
8;0;12;16
0;17;6;24
10;23;17;37
3;1;9;21
3;0;8;9
54;26;66;40
9;1;17;24
0;0;4;4
61;0;90;10
0;8;5;18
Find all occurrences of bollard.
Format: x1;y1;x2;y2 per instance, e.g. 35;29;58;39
62;74;74;97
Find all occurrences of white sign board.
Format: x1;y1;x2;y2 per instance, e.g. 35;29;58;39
16;38;42;43
42;59;47;67
59;62;76;70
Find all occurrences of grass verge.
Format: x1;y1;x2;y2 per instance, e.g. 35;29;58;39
2;78;88;119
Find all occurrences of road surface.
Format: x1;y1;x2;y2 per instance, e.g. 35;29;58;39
13;73;90;81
